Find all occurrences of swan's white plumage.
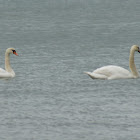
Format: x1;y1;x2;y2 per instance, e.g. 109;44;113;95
85;65;132;80
85;45;140;80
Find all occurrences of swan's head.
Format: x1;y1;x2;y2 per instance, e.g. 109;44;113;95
6;48;18;56
131;45;140;53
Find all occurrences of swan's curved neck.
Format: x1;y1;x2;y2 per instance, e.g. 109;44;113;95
129;48;139;77
5;52;14;74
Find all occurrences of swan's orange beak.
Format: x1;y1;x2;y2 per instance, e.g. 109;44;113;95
13;51;18;56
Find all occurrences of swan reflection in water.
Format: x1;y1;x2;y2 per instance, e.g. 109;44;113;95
85;45;140;80
0;48;18;78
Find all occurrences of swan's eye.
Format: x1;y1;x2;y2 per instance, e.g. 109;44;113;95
138;47;140;53
12;50;16;54
12;50;18;56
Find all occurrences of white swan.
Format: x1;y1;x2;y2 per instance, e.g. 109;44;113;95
0;48;18;78
85;45;140;80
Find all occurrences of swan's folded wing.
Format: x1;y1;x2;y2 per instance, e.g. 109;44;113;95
93;65;130;77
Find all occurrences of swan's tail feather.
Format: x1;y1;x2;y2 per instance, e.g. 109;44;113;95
84;71;97;79
84;71;91;75
84;71;107;79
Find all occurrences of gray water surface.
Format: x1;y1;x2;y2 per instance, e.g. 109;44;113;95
1;0;140;140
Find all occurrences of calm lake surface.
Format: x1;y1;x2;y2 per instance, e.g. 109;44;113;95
1;0;140;140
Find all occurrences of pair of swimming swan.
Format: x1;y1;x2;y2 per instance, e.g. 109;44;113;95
1;45;140;79
0;48;18;78
85;45;140;80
